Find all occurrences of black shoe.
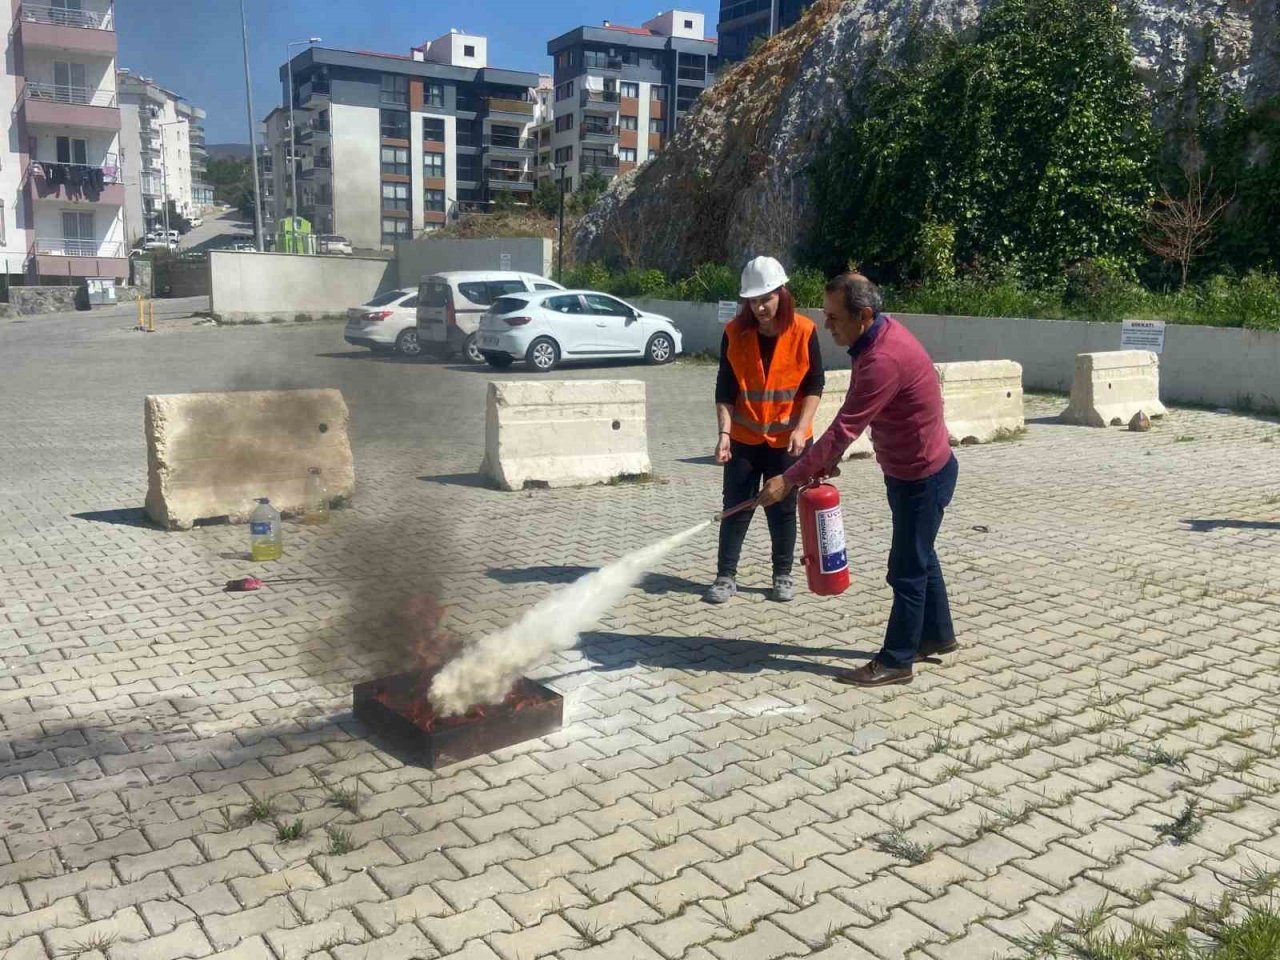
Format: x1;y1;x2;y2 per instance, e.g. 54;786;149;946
834;659;913;687
914;639;960;662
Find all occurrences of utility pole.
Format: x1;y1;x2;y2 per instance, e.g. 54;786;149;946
241;0;265;251
556;163;567;282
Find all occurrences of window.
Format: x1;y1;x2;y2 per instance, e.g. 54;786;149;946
651;85;666;103
620;82;639;99
492;296;531;314
463;44;475;57
620;115;638;131
554;146;573;164
423;152;444;178
425;83;445;108
381;217;410;243
62;210;94;253
424;188;445;212
380;74;408;105
457;282;492;305
555;81;575;102
0;201;5;245
533;283;559;291
649;118;666;134
382;181;410;211
380;146;408;176
684;19;693;28
554;114;574;132
555;50;575;70
423;117;445;143
546;294;584;314
366;289;412;307
456;154;478;181
53;61;87;102
490;280;527;298
585;294;630;316
56;136;88;165
619;148;637;163
380;109;410;140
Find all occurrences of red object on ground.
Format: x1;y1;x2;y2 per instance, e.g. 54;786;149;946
798;481;850;596
225;576;264;592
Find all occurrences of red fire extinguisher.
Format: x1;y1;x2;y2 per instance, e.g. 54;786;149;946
798;478;850;596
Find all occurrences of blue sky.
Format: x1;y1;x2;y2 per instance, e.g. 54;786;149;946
117;0;706;144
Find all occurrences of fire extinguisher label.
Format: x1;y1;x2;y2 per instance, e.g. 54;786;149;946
815;506;848;574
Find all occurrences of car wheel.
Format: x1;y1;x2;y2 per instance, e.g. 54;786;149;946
526;337;560;372
395;328;422;357
460;333;485;364
483;351;514;369
646;333;675;365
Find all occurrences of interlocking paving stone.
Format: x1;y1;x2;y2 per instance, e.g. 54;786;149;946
2;312;1278;959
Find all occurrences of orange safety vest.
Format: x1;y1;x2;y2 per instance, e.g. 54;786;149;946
725;313;817;448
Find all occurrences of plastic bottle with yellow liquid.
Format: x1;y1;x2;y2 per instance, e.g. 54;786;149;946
303;467;329;524
249;498;283;561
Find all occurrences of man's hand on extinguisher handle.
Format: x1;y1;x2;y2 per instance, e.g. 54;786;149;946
756;474;795;509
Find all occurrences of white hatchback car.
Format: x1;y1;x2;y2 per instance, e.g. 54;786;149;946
476;290;682;371
343;288;421;355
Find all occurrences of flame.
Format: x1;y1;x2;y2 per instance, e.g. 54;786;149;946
375;675;546;734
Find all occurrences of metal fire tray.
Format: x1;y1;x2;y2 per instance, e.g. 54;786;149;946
352;669;563;769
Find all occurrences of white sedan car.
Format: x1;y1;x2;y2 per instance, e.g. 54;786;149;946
343;288;421;355
476;290;682;371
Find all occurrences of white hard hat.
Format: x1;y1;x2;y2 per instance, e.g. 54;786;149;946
739;256;789;299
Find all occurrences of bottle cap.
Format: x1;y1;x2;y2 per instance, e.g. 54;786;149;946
256;497;269;504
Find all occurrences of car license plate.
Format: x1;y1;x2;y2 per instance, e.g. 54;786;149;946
480;335;499;347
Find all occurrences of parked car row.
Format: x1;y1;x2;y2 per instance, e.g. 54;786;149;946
343;270;683;371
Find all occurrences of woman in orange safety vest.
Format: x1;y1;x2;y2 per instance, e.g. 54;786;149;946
706;256;825;604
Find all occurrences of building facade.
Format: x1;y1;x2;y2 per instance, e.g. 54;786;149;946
717;0;810;62
546;11;717;192
274;35;540;250
1;0;128;283
118;71;210;243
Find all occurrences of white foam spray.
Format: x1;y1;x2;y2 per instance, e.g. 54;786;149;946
428;521;710;715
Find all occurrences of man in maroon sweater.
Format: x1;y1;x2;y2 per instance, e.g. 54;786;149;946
758;273;958;687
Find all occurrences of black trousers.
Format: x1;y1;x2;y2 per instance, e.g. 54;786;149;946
717;439;800;578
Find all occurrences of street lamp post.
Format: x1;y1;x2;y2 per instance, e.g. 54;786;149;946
240;0;265;251
556;163;567;282
286;37;322;234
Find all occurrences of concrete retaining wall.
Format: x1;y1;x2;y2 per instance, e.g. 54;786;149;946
209;250;398;323
395;238;553;288
144;388;355;530
481;379;651;491
814;370;873;458
632;299;1280;412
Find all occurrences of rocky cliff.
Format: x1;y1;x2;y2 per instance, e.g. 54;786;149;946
577;0;1280;275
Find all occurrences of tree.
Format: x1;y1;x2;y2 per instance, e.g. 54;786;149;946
1144;166;1231;288
206;156;253;206
806;0;1157;282
532;180;560;219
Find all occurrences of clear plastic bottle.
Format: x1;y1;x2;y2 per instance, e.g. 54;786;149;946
249;498;283;561
303;467;329;525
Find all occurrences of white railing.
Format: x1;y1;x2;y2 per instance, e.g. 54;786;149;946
24;82;117;108
21;3;114;30
34;239;125;257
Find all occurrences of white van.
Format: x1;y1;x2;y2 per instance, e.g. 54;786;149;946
416;271;562;363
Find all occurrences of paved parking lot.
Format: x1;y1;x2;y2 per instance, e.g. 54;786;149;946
1;308;1279;960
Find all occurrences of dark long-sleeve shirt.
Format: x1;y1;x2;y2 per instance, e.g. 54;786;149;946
785;315;952;483
714;329;825;405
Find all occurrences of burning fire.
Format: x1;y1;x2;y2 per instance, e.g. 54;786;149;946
373;679;545;732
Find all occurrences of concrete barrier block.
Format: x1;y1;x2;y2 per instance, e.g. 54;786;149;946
814;370;873;458
145;389;354;530
935;360;1025;444
481;380;651;491
1061;350;1168;427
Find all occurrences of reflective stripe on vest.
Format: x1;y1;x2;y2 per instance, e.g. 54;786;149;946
725;314;816;449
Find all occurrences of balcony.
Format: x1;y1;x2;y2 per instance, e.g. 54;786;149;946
15;3;116;56
580;90;621;113
296;118;330;144
21;82;120;130
482;133;534;159
583;57;623;75
26;159;124;206
579;124;619;144
300;155;332;177
581;157;620;176
297;80;330;107
28;238;128;280
485;97;535;123
484;167;535;192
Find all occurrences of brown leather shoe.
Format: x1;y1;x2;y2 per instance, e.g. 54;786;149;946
915;639;960;662
834;660;913;687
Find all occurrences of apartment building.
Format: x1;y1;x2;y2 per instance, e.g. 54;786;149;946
532;75;554;188
545;11;717;192
273;33;540;250
717;0;811;62
118;71;210;243
0;0;127;284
